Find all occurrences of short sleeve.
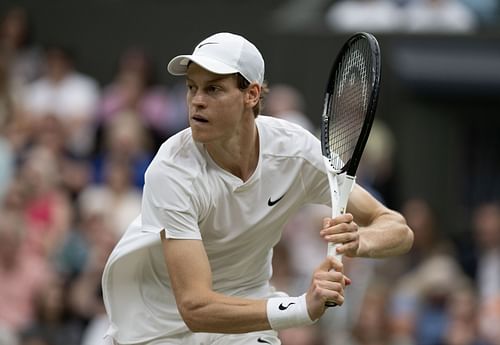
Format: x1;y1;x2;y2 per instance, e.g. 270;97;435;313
141;162;202;240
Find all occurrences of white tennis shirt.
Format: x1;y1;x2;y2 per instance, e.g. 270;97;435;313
102;116;331;343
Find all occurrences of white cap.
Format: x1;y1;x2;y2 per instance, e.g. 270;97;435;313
167;32;265;85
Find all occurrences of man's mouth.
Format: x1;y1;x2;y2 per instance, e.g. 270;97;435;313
192;115;208;123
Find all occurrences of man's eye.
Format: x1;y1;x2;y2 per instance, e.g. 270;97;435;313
207;86;219;93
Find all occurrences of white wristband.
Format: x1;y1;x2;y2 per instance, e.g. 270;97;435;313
266;294;315;330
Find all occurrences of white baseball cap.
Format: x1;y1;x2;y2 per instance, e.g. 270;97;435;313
167;32;265;85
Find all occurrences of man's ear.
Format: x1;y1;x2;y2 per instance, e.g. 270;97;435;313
245;83;261;108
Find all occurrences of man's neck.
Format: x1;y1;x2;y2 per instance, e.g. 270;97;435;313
205;122;259;182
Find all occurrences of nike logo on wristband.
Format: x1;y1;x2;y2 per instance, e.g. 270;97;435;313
278;302;296;310
257;338;272;344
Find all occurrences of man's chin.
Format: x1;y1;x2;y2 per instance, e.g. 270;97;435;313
191;132;211;144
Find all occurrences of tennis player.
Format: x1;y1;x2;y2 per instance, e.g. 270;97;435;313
101;32;413;345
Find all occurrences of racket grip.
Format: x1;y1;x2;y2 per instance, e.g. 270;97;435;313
325;301;337;307
327;242;341;260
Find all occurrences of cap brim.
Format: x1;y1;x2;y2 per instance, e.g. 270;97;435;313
167;55;239;76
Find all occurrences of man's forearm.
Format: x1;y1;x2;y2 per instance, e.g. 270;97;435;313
357;211;414;258
178;292;271;333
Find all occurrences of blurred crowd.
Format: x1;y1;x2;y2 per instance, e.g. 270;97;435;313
0;6;188;345
0;4;499;345
324;0;499;33
272;0;499;33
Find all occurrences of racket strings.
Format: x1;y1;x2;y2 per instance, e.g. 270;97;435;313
328;38;373;171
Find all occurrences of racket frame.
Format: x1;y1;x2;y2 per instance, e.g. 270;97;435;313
321;32;381;177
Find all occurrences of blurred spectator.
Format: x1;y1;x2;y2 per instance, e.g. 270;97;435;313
349;280;391;345
0;47;14;129
0;50;31;157
95;47;187;150
0;6;42;107
264;84;315;133
19;276;83;345
91;113;153;189
402;0;478;33
54;190;120;280
28;114;92;200
403;198;450;252
67;210;117;345
389;254;471;345
387;198;454;277
16;147;72;258
51;196;118;343
22;45;100;157
0;51;15;202
443;286;491;345
325;0;403;33
53;223;88;281
29;114;68;156
471;202;500;345
374;197;454;295
382;198;459;345
79;156;142;236
357;120;397;207
0;208;55;335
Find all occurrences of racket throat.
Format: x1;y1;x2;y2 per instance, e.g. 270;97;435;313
330;174;355;217
325;170;356;259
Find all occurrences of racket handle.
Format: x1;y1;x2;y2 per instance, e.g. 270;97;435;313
324;171;356;308
327;242;342;261
325;301;338;308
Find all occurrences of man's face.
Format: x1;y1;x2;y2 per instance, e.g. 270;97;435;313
185;63;248;144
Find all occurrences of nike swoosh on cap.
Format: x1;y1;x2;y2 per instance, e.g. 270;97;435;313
197;42;219;49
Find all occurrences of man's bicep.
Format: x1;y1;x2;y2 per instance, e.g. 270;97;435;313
161;232;213;306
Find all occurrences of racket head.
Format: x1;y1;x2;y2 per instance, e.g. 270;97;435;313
321;32;381;176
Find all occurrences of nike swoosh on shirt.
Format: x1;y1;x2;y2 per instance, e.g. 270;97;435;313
257;337;272;344
267;193;286;206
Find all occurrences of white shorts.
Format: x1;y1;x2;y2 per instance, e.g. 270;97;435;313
114;330;280;345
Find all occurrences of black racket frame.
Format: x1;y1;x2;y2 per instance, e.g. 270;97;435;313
320;32;381;177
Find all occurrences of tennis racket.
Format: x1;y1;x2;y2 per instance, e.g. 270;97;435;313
320;32;381;307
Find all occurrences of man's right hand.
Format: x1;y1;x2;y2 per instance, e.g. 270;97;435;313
305;257;350;320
